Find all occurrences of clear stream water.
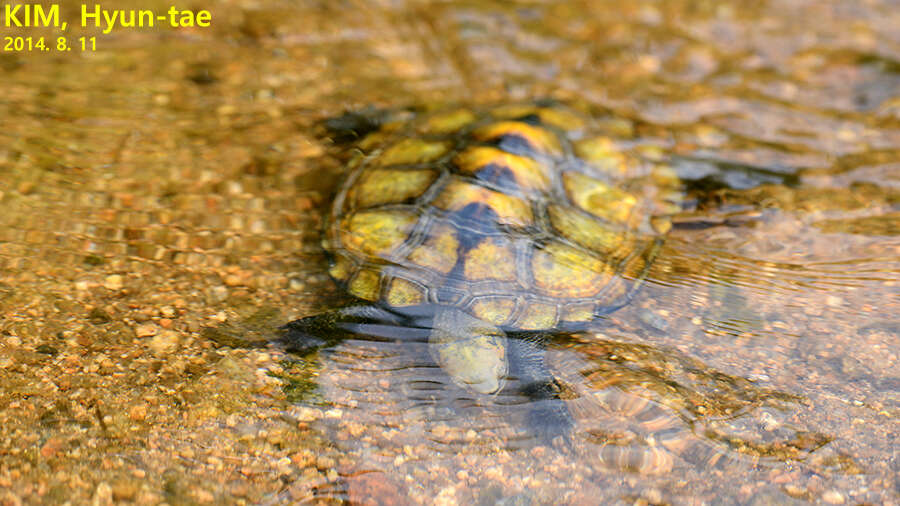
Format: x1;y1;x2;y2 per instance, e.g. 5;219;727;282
0;0;897;504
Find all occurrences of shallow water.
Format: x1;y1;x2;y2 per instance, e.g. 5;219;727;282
0;0;897;504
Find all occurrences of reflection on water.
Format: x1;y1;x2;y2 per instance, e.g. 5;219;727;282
0;0;898;504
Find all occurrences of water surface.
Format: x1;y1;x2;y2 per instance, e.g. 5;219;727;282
0;0;897;504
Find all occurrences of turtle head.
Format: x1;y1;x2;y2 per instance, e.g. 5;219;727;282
429;307;508;395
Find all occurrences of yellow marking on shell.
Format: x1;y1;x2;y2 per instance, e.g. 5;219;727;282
407;222;459;274
377;138;449;166
650;216;672;234
636;145;665;162
561;302;595;322
340;209;417;260
596;117;635;138
453;146;551;193
490;105;586;131
432;178;533;227
357;130;392;151
419;109;477;134
516;301;558;330
562;171;637;225
463;237;518;281
650;164;684;217
547;204;628;257
347;268;381;301
355;114;413;150
472;121;563;157
531;242;614;299
385;277;425;306
470;297;516;326
573;137;631;176
534;107;586;131
327;253;355;283
489;104;538;120
351;169;438;208
651;163;680;187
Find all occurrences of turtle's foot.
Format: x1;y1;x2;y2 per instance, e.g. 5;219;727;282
526;397;576;451
279;314;338;354
278;305;426;354
521;380;576;451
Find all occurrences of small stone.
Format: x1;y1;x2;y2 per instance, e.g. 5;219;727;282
230;483;249;498
644;489;663;504
210;286;229;302
435;486;457;506
103;275;124;290
294;407;322;422
40;437;65;458
346;472;405;506
783;484;805;497
17;181;35;195
432;424;448;438
347;422;365;437
194;489;214;503
275;457;292;472
129;404;147;421
484;466;503;481
290;450;314;467
760;411;780;431
111;480;139;501
149;330;181;356
836;129;857;142
224;274;243;287
135;324;158;337
160;306;177;318
825;296;842;308
92;482;113;506
316;456;335;468
822;490;844;504
325;408;343;419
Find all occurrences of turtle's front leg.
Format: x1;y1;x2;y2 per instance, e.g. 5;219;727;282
507;332;575;448
279;304;430;354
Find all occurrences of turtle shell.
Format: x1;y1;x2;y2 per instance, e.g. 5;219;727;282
325;102;680;330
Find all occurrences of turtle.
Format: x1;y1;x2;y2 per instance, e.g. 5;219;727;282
282;100;683;444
